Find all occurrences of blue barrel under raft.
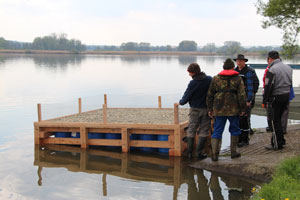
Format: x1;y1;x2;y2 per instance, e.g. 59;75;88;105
54;132;71;138
157;135;169;153
130;134;140;151
139;134;157;152
105;133;121;149
88;132;105;139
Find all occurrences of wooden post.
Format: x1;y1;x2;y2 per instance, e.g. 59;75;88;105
173;103;179;124
80;126;88;148
104;94;107;105
37;103;42;122
78;98;82;113
158;96;162;109
103;104;107;124
121;128;129;153
174;125;182;156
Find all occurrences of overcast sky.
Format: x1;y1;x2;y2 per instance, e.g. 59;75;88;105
0;0;283;46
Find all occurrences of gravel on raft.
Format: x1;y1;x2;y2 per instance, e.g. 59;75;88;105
46;108;190;124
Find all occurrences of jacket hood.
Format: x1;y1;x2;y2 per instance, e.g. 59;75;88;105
218;69;239;76
192;72;207;80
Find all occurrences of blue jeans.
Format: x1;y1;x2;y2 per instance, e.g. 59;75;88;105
212;116;241;139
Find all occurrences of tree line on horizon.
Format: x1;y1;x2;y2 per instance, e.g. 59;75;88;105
0;33;280;55
0;33;85;52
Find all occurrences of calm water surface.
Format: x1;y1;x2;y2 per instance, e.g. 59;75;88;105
0;54;299;199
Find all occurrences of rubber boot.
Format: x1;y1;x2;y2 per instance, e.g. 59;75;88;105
187;137;194;159
196;137;207;160
211;138;221;161
238;131;249;147
231;135;241;159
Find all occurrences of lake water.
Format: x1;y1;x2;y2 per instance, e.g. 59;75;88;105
0;54;298;200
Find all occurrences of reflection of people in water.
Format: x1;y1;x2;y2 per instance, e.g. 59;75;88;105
210;172;224;200
183;167;210;200
37;166;43;186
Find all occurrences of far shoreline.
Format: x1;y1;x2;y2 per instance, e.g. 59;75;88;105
0;49;264;56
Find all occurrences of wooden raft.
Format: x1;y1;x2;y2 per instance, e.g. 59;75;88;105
34;95;188;156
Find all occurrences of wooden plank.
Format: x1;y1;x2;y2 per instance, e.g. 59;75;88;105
40;127;80;132
88;139;122;146
43;138;81;145
37;103;42;122
129;129;173;135
130;140;170;148
78;98;82;113
80;126;88;148
121;128;129;152
88;128;121;133
36;121;176;130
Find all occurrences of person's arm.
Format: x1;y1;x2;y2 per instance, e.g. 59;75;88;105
179;81;195;105
206;79;215;118
245;71;254;104
263;70;275;105
237;77;247;115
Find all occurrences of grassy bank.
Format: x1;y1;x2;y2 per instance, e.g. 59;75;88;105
252;155;300;200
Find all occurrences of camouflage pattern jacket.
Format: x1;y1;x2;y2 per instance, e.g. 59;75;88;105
206;69;246;116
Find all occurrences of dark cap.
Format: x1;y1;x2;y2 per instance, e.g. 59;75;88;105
187;63;201;74
223;58;235;70
268;51;280;59
233;54;248;62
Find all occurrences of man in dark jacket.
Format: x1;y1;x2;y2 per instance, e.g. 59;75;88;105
234;54;259;147
207;58;246;161
177;63;212;159
263;51;292;150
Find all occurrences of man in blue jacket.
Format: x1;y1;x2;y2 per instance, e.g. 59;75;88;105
177;63;212;159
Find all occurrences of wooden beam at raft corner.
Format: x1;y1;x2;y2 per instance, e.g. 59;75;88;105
37;103;42;122
104;94;107;105
173;103;179;124
78;98;82;114
174;125;182;156
103;104;107;124
158;96;162;109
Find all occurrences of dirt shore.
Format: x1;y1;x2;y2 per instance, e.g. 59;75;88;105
190;124;300;182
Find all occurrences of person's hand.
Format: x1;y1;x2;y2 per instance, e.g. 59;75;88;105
174;103;179;107
208;111;214;118
246;102;251;107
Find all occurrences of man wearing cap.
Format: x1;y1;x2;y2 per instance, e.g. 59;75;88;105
207;58;246;161
177;63;212;159
234;54;259;147
263;51;292;150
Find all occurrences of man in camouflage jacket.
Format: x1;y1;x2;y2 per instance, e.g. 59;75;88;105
206;58;246;161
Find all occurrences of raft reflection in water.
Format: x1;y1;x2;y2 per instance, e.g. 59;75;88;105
34;145;257;200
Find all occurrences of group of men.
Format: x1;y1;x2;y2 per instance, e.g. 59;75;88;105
178;51;293;161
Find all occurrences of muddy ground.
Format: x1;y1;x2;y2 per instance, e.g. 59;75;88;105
190;124;300;182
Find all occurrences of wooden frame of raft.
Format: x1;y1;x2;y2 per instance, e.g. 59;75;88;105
34;95;188;156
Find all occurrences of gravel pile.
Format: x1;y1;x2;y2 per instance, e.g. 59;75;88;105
46;108;190;124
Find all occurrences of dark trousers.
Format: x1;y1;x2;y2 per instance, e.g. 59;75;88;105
270;93;290;148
